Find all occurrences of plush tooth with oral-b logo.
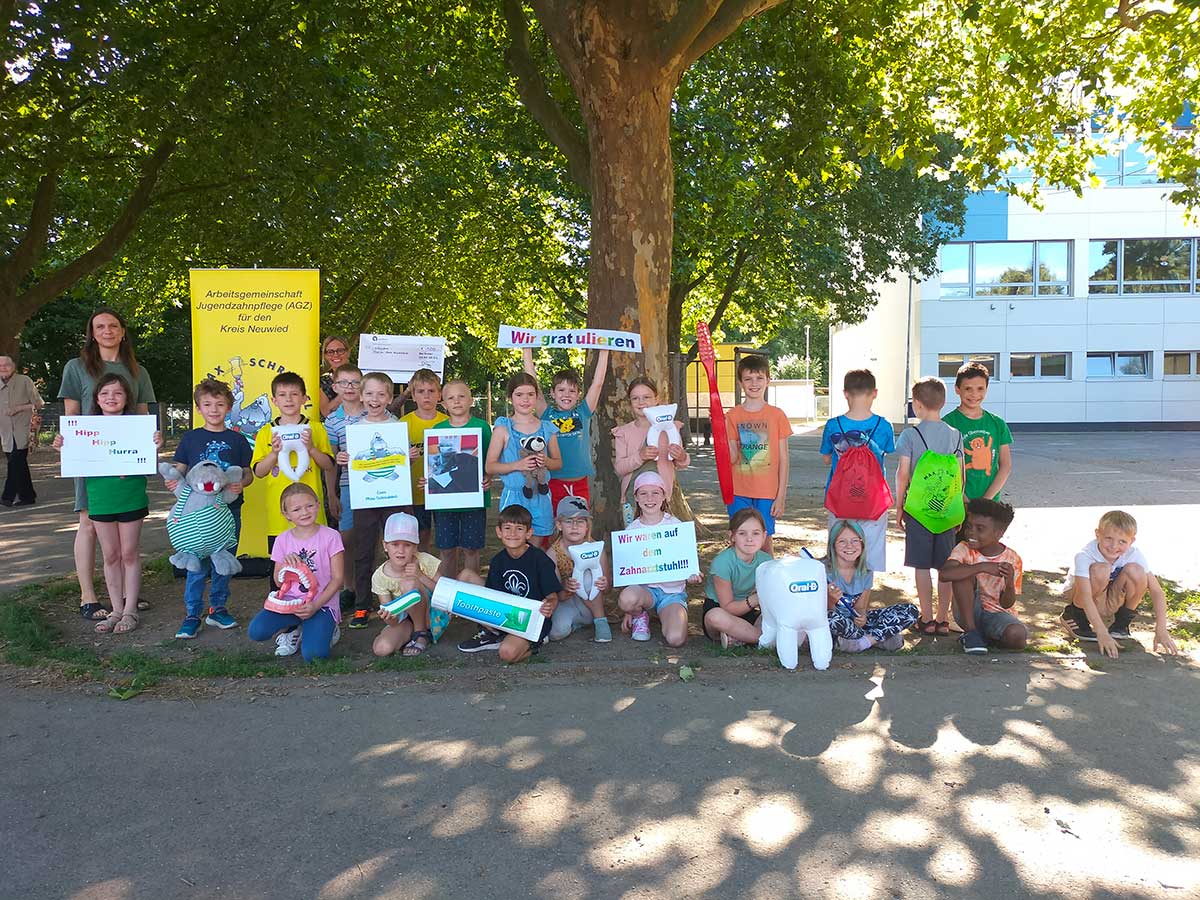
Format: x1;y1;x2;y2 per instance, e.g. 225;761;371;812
755;554;832;671
567;541;605;601
643;403;681;449
272;424;311;482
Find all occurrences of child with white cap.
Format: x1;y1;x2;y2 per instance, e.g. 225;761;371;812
546;495;613;643
371;511;442;657
616;471;701;647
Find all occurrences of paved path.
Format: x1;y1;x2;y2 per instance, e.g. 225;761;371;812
3;656;1198;899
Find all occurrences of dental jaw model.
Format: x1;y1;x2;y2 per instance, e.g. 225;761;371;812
265;560;318;614
567;541;605;601
273;424;311;482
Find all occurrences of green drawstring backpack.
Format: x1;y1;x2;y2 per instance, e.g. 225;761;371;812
903;428;965;532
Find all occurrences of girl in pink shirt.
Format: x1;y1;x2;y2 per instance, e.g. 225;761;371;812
612;376;689;524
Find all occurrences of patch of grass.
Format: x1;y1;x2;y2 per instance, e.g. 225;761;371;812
0;600;59;653
1159;578;1200;620
306;657;356;675
142;554;175;585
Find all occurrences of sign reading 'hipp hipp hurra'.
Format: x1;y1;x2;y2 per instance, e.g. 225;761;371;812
611;520;700;587
497;324;642;352
59;415;158;478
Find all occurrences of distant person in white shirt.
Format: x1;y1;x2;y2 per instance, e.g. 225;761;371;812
1059;510;1178;659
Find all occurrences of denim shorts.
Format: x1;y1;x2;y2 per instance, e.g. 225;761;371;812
648;586;688;613
338;492;354;531
727;495;776;535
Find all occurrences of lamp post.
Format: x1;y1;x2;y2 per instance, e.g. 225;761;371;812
805;324;811;380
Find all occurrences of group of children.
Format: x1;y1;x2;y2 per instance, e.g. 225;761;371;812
60;345;1181;664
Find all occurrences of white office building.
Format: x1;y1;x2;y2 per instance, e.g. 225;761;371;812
830;148;1200;425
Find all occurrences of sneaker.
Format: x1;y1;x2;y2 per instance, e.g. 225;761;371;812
1108;608;1135;640
878;633;905;651
458;629;502;653
330;624;341;648
174;617;202;640
630;611;651;642
275;628;301;657
347;610;372;629
960;630;988;654
339;589;356;614
1060;604;1097;641
205;607;238;630
592;618;613;643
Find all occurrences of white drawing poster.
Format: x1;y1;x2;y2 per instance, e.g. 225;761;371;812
345;420;412;509
424;428;484;511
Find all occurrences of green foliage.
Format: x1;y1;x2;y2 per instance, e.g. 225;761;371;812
671;9;968;346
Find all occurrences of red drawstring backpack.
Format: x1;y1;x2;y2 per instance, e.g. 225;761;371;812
824;417;894;520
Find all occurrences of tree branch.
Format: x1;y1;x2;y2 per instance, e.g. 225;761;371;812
328;274;365;317
659;0;724;68
149;175;253;206
682;244;751;364
14;136;177;311
355;285;389;336
501;0;591;192
0;168;58;291
682;0;788;70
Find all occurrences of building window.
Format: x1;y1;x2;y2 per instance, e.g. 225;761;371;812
938;353;999;379
1086;351;1152;379
1011;352;1070;379
1088;238;1197;295
1164;351;1200;377
1095;142;1166;186
939;241;1071;298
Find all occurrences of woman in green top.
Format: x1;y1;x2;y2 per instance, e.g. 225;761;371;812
53;374;161;634
58;309;156;620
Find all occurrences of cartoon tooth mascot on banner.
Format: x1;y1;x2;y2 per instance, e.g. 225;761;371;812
189;268;321;558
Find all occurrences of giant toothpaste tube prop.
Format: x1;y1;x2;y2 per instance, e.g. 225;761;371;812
430;577;546;642
272;424;311;482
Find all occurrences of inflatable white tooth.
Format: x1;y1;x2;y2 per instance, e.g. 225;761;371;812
643;403;681;448
272;424;311;482
755;554;832;671
567;541;605;601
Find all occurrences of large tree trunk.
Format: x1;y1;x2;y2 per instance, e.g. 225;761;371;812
526;1;785;530
537;7;678;530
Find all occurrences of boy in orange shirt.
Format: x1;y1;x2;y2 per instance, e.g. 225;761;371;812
725;354;791;555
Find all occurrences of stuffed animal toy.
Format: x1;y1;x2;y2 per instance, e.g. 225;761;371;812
643;403;681;450
159;461;243;576
567;541;605;601
518;433;550;499
264;560;318;614
272;424;311;482
755;553;832;671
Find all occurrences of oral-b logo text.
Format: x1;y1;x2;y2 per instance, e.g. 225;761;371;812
788;580;819;593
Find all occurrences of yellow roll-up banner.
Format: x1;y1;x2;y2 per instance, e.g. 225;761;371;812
189;269;321;557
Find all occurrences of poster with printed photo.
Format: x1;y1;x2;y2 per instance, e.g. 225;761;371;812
346;421;412;509
424;428;484;511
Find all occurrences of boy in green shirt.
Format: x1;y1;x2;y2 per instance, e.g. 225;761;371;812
941;361;1013;501
940;361;1013;615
